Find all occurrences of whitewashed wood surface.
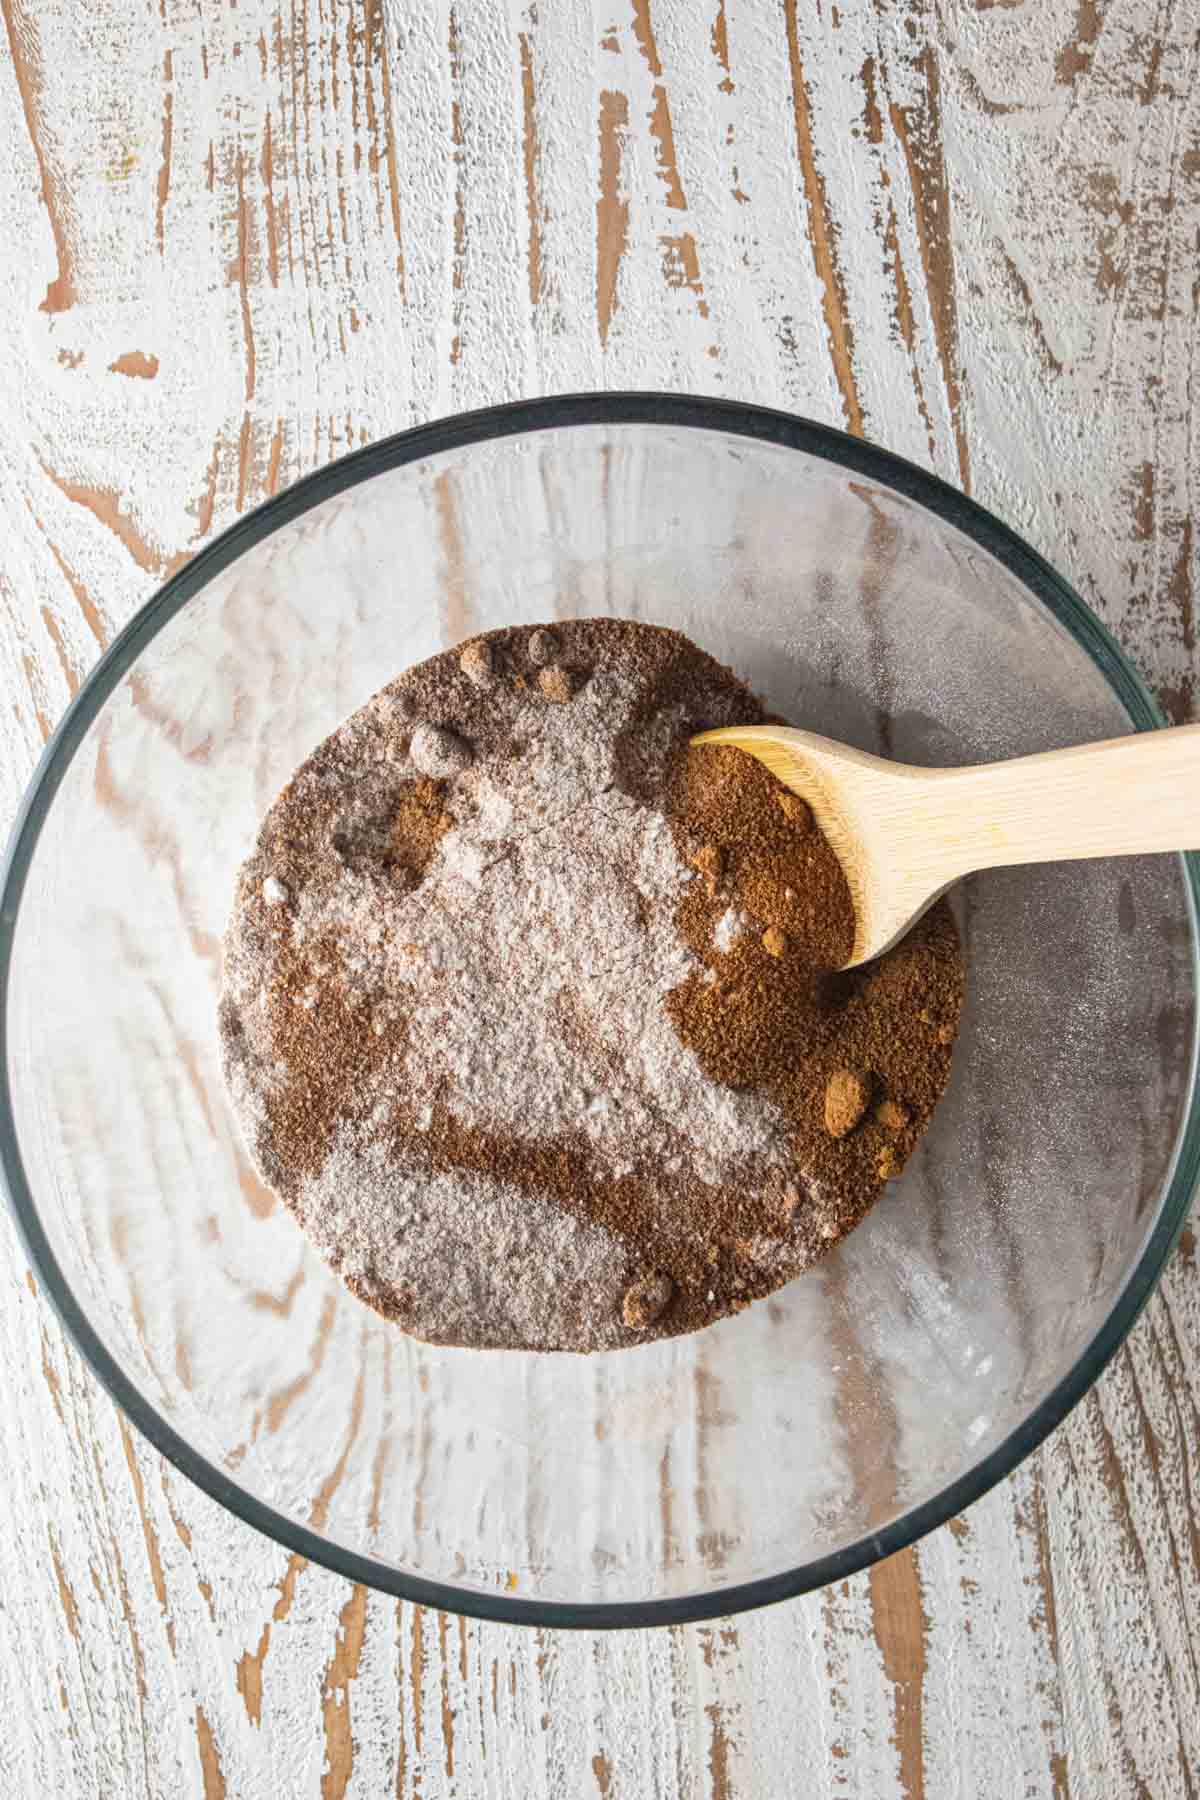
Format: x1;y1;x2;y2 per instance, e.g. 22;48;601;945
0;1;1197;1795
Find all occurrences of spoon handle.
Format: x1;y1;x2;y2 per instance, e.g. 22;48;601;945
938;722;1200;875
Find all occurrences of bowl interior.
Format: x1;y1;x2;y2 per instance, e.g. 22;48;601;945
5;416;1196;1618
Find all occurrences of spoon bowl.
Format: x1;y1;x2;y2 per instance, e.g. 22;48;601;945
694;721;1200;966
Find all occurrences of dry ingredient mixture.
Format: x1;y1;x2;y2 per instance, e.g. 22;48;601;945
220;619;963;1351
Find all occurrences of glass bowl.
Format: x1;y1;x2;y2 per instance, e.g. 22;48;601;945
2;395;1196;1629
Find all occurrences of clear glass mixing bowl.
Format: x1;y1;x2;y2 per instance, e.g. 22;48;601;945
2;396;1196;1627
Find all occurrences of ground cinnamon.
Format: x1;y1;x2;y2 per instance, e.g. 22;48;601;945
220;620;964;1351
661;738;963;1261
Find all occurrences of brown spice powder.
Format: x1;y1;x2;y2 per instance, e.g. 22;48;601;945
661;740;962;1257
220;619;964;1350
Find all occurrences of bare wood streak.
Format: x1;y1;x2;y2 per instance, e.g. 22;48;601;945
156;47;173;254
886;46;972;491
519;29;544;309
37;454;165;573
869;1549;929;1800
109;351;160;380
321;1585;368;1800
596;89;630;347
0;0;76;309
195;1704;226;1800
782;0;865;435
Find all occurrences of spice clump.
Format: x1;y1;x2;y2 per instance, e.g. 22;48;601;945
824;1069;871;1138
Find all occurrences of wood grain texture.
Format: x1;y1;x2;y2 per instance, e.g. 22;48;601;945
0;1;1196;1795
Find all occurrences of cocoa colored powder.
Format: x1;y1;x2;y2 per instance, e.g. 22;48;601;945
220;619;964;1351
662;742;962;1232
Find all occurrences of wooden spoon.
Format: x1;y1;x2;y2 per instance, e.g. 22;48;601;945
691;722;1200;968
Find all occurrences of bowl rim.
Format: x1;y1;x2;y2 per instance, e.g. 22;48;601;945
2;391;1197;1630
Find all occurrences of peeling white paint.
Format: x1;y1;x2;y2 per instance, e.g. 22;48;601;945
0;1;1196;1795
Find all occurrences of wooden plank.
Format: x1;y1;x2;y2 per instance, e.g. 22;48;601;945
0;1;1195;1794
